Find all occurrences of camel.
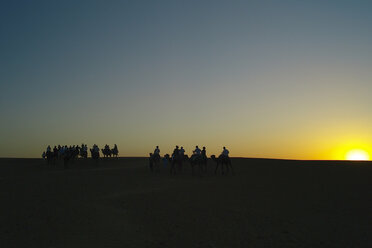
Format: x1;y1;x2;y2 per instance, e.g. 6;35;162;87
90;149;100;160
101;148;112;158
46;151;57;166
170;154;184;175
211;155;234;175
149;153;161;172
79;149;88;159
111;147;119;158
189;154;204;176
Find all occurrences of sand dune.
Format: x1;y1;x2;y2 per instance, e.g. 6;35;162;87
0;158;371;248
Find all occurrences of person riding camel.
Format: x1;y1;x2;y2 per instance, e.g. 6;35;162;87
93;144;99;153
193;146;201;156
201;146;207;158
46;145;51;153
172;146;180;158
59;146;65;156
153;146;160;160
222;146;229;157
154;146;160;155
179;146;185;157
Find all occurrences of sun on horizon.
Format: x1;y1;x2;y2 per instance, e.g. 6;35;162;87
345;149;370;161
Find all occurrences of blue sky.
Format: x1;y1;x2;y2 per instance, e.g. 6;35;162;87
1;0;372;158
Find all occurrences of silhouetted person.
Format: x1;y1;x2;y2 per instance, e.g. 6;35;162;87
170;146;182;174
162;155;169;169
172;146;179;159
93;144;99;153
193;146;201;155
91;144;100;160
222;146;229;157
180;146;185;156
201;146;208;173
59;146;65;157
53;146;58;155
112;144;119;158
201;147;206;157
212;147;233;175
102;144;112;158
80;144;88;159
154;146;160;155
104;144;110;156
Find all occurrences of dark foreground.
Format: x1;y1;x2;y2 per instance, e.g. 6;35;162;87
0;158;371;248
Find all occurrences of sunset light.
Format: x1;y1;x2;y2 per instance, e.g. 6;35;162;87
2;1;372;247
345;149;370;161
1;1;372;161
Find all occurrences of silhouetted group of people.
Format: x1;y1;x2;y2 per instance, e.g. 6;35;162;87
42;143;232;175
43;144;83;160
88;144;119;159
42;144;119;166
99;144;119;158
149;146;232;175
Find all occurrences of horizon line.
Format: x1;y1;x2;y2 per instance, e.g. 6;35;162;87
0;156;371;162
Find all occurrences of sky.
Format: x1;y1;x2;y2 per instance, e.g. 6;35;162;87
1;0;372;159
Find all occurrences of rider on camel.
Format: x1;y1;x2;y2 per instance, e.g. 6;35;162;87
93;144;99;153
172;146;179;159
193;146;201;156
154;146;160;155
179;146;185;156
222;146;229;157
153;146;160;159
201;146;207;158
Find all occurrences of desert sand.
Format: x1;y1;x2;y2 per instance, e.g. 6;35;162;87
0;157;371;248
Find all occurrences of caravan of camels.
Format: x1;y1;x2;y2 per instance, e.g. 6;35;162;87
42;144;233;175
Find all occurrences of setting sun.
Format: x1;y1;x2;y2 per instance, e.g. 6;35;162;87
345;149;370;161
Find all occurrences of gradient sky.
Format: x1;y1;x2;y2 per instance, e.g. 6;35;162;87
1;0;372;159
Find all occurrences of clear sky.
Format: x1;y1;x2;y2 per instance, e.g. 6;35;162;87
1;0;372;159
